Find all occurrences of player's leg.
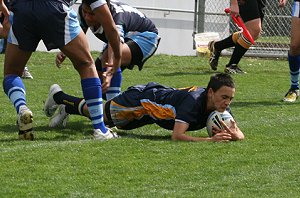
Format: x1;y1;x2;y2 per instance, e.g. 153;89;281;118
283;15;300;102
36;2;116;139
44;84;89;127
98;32;159;101
225;0;264;74
3;43;34;140
2;6;37;140
96;47;123;101
208;18;261;73
105;87;151;130
124;31;160;71
225;18;261;74
208;36;235;70
60;32;117;140
105;32;159;100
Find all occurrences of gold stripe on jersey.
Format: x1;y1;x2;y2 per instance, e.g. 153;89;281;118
140;99;176;120
110;99;176;122
177;86;198;92
110;101;146;122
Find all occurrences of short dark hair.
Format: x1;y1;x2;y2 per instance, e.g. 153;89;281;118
206;73;235;92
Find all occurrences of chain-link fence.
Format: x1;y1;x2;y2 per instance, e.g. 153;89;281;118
199;0;293;58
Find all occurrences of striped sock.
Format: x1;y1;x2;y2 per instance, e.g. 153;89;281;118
288;53;300;90
81;78;107;133
106;68;122;100
3;75;27;113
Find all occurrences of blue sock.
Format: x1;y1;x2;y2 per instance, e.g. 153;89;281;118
81;78;107;133
288;53;300;90
3;75;26;113
106;68;122;100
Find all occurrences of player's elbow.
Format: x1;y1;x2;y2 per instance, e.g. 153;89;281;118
171;133;187;141
171;134;180;141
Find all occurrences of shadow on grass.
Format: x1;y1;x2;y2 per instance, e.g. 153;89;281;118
116;131;171;141
0;120;92;142
232;100;299;107
157;71;216;77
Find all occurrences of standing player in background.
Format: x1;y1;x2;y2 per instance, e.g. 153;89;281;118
208;0;287;74
283;0;300;102
55;0;160;101
1;0;121;140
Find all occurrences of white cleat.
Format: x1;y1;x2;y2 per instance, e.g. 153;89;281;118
93;128;119;141
17;105;34;140
21;66;33;79
49;105;69;128
44;84;62;117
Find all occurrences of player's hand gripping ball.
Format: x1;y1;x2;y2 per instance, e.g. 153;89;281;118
206;110;234;137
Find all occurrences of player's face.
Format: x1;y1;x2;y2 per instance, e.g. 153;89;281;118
82;4;100;27
209;86;235;112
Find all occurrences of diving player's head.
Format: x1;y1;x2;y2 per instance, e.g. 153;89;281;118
206;73;235;112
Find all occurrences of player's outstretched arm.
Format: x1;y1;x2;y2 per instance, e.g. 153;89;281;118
0;0;9;17
172;121;233;142
93;5;121;73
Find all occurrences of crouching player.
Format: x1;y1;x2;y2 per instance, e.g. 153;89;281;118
56;0;160;101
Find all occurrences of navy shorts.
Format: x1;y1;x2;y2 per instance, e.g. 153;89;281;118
239;0;266;22
8;0;81;51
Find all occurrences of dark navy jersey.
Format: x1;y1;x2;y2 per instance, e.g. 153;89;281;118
109;82;219;131
147;85;210;131
78;0;158;43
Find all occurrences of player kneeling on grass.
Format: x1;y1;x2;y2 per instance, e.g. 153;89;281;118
44;73;244;142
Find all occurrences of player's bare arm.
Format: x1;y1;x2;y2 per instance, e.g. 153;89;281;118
0;0;9;17
0;0;10;39
0;15;10;38
230;0;239;16
278;0;288;8
55;52;66;68
172;121;232;142
93;5;122;73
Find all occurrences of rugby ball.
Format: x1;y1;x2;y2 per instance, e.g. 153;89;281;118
206;110;234;137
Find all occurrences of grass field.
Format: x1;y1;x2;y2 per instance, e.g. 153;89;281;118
1;52;300;197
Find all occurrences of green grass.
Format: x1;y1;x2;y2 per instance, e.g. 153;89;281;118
257;36;290;44
1;52;300;197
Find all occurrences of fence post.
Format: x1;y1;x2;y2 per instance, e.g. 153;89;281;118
197;0;205;34
193;0;198;49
